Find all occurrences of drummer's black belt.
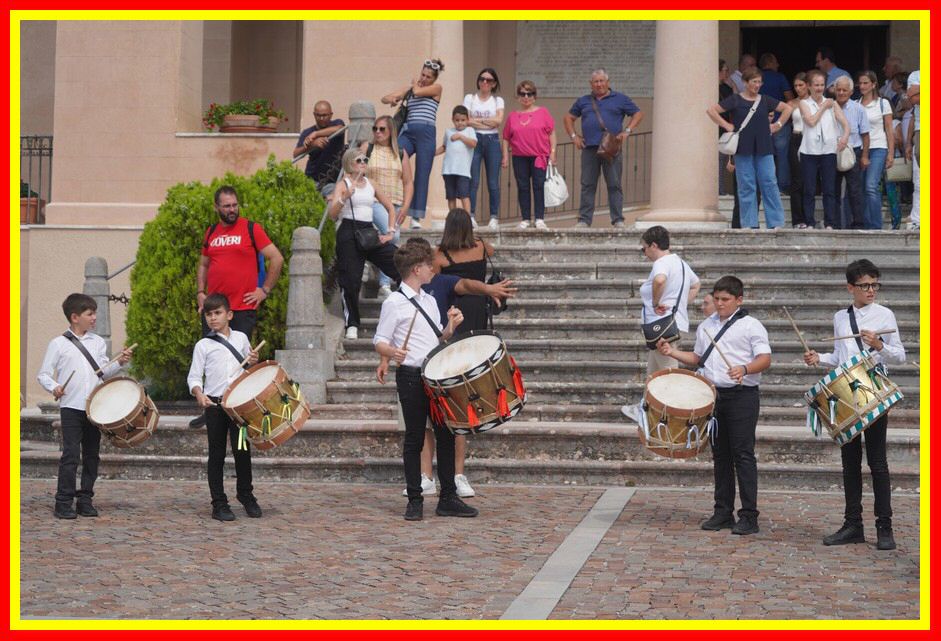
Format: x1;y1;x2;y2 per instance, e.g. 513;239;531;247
208;395;223;404
398;365;422;375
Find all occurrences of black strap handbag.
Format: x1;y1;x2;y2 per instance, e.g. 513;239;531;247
640;261;687;350
343;177;382;252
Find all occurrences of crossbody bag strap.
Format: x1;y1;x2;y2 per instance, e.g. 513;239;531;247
697;309;749;368
399;291;443;338
206;333;250;370
846;305;866;353
62;332;105;379
590;97;610;134
737;97;761;132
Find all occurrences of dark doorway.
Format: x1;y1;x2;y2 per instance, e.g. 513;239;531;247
741;24;889;84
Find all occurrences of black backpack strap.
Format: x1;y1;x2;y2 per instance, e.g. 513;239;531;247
205;333;250;370
203;222;219;249
399;291;443;338
847;305;866;353
247;220;258;252
697;309;749;369
62;332;104;379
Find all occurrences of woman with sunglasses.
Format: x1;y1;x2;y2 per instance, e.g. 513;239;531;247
464;68;505;229
360;115;414;299
328;148;400;340
501;80;556;230
382;58;444;229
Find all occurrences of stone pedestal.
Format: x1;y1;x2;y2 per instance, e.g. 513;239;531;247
83;257;111;355
635;21;726;230
275;227;333;404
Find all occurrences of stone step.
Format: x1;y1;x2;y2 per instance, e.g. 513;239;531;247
325;379;920;407
331;359;921;388
17;417;921;466
18;447;919;492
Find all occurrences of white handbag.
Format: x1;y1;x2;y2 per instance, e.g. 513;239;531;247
885;158;913;183
718;97;761;155
544;162;569;208
837;146;857;171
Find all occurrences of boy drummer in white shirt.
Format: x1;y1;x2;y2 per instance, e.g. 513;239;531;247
37;293;132;519
658;276;772;536
803;259;905;550
187;293;260;522
373;239;478;522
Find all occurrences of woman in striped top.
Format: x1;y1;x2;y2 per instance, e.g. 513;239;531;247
382;58;444;229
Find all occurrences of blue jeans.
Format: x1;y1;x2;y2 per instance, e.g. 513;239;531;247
469;133;502;219
862;148;888;230
512;156;546;221
371;202;400;287
772;121;791;192
800;153;837;228
398;121;436;220
733;153;785;228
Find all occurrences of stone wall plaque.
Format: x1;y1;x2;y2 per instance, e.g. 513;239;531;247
516;21;656;98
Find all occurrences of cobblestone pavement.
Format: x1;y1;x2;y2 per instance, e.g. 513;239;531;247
18;480;920;621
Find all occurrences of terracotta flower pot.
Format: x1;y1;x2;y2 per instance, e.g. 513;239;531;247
220;114;280;133
20;197;45;224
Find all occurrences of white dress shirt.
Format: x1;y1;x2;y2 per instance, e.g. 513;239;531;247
694;309;772;388
373;283;442;367
186;330;251;397
37;330;123;411
816;303;905;371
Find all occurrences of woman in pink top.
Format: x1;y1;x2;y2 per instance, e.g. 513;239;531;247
502;80;557;229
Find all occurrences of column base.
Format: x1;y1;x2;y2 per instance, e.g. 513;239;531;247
632;207;728;230
274;349;332;404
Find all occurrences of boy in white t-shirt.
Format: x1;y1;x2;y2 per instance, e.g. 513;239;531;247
436;105;478;215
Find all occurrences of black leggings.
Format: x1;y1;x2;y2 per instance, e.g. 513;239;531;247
336;220;400;329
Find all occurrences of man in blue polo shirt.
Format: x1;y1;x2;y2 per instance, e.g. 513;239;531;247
563;69;643;228
293;100;346;197
759;53;794;193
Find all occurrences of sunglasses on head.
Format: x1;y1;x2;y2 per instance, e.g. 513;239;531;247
423;59;441;71
372;125;388;133
518;91;535;98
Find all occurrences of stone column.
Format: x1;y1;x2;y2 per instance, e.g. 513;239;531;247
83;257;111;355
427;20;464;230
635;21;726;229
275;227;333;404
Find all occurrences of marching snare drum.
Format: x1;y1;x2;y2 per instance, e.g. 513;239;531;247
804;350;903;445
422;331;526;435
639;368;717;459
86;376;159;448
222;360;310;451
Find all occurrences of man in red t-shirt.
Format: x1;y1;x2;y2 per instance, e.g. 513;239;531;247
196;186;284;340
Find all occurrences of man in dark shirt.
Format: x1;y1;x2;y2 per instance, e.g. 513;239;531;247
293;100;345;197
759;53;795;193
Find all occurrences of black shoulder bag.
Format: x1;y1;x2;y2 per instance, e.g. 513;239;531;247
485;248;508;316
641;261;687;350
392;89;413;133
344;177;381;252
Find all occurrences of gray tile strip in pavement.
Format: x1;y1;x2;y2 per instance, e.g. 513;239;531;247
500;486;635;620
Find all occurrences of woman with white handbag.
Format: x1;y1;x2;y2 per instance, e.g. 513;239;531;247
856;70;895;230
798;69;850;230
707;68;792;229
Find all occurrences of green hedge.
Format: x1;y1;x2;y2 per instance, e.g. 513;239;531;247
126;156;335;399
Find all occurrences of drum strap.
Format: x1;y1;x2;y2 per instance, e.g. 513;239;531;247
846;305;867;353
206;333;250;370
62;332;105;379
398;291;443;338
696;309;748;368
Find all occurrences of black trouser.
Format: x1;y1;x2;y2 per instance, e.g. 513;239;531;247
835;147;865;229
206;403;254;508
841;413;892;528
55;408;101;506
201;309;256;340
336;220;400;329
396;366;457;501
787;133;807;226
712;386;760;519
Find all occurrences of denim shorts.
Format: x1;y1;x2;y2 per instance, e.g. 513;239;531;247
443;174;471;200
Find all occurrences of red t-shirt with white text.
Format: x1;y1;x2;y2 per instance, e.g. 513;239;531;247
202;217;272;311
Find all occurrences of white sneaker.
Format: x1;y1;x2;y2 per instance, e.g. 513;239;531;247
620;403;642;424
518;220;531;229
402;473;437;496
470;216;478;229
454;474;475;498
487;218;499;230
575;221;590;229
535;219;549;230
410;218;423;229
344;326;358;340
377;285;393;300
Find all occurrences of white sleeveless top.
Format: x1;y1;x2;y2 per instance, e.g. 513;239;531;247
791;104;803;134
340;176;376;222
799;97;839;155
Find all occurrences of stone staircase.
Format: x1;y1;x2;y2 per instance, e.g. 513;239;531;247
21;228;922;491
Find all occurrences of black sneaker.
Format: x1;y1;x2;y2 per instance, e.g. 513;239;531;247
189;414;207;429
54;504;77;520
212;504;236;521
701;512;735;531
876;525;897;550
76;502;99;517
241;500;263;518
435;496;479;518
822;522;865;546
731;516;759;535
404;499;423;521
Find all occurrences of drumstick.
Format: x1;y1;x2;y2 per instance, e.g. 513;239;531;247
60;370;76;393
782;306;811;353
239;340;266;368
394;309;420;365
701;328;735;371
826;329;897;341
104;343;138;368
